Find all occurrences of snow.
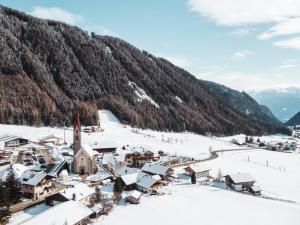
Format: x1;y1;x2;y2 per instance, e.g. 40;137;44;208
96;185;300;225
175;96;183;103
128;81;160;108
58;182;94;201
21;201;92;225
142;163;170;176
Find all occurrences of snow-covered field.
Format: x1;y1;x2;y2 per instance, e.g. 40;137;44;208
96;185;300;225
1;110;300;225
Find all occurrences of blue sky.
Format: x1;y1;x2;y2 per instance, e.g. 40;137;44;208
1;0;300;91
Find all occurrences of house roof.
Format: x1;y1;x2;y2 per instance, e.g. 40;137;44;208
81;143;96;157
184;163;210;173
126;190;142;199
142;163;172;176
226;173;256;184
120;171;147;186
116;166;139;177
91;141;117;150
91;203;103;213
20;171;48;186
58;182;94;201
21;200;93;225
0;134;23;142
136;176;160;189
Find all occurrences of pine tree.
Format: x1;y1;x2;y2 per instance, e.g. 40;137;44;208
113;177;123;193
4;165;22;204
245;136;249;143
0;181;11;224
191;172;196;184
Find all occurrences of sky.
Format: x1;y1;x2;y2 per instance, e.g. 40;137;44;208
1;0;300;91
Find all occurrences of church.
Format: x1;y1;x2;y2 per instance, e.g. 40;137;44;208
72;113;97;175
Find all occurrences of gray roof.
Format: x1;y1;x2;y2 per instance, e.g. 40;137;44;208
20;171;47;186
0;134;23;142
142;163;172;176
226;173;256;184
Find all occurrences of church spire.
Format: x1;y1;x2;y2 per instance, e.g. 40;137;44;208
73;112;81;155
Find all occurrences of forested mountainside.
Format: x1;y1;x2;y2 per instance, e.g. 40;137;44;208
200;80;281;125
0;6;289;135
286;112;300;126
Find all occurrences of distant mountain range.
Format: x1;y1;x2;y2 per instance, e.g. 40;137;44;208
249;87;300;122
286;111;300;126
200;81;281;125
0;6;289;136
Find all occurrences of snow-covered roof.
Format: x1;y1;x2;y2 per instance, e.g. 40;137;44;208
81;143;96;157
21;200;93;225
250;185;261;192
0;134;23;142
59;183;94;201
136;176;160;189
120;171;146;186
116;165;138;176
226;173;256;184
126;190;142;199
185;163;210;173
91;203;103;213
142;163;172;176
20;171;48;186
91;141;117;149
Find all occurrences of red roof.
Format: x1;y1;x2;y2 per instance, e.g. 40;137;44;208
74;113;81;130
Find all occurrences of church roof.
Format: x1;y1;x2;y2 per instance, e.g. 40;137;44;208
81;143;96;157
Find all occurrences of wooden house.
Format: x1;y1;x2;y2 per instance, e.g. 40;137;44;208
184;164;210;178
125;150;155;168
136;175;163;194
225;173;256;191
142;163;174;181
20;171;55;200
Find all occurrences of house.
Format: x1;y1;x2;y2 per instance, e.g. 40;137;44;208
39;135;63;146
102;155;126;175
136;175;163;194
0;134;28;150
125;190;142;204
266;142;283;151
72;143;97;175
142;163;174;180
21;200;93;225
225;173;256;191
20;171;55;200
119;171;146;190
55;183;95;205
0;163;28;182
90;203;104;218
184;164;210;178
125;149;155;168
91;141;117;154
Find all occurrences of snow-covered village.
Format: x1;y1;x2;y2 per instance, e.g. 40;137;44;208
1;1;300;225
0;110;299;225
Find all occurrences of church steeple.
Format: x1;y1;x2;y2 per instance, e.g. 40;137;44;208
73;112;81;155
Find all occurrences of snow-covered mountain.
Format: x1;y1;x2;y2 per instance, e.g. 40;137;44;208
249;87;300;122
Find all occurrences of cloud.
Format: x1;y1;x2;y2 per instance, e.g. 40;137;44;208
229;27;254;37
273;64;296;70
156;53;190;68
186;0;300;26
274;36;300;50
31;6;82;25
258;18;300;40
230;50;254;60
85;25;117;37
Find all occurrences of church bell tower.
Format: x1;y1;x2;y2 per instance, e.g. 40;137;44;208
73;113;81;155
